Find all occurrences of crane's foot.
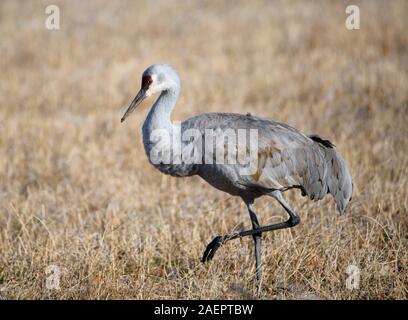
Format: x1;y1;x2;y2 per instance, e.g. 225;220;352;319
202;232;240;262
202;235;224;262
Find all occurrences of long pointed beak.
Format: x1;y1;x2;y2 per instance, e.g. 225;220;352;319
121;88;146;123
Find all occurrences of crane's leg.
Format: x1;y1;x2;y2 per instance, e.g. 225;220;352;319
247;202;262;282
202;191;300;264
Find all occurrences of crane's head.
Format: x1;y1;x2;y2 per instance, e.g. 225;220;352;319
121;64;180;122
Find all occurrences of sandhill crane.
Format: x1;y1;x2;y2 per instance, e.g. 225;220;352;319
121;64;353;281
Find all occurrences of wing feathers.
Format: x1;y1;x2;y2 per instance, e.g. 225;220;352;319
252;134;352;214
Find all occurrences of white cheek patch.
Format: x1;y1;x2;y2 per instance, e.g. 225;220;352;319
146;74;161;95
150;74;158;83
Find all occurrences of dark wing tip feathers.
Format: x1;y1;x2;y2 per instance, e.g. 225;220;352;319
308;135;335;148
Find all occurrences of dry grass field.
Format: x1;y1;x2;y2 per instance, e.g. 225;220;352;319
0;0;407;299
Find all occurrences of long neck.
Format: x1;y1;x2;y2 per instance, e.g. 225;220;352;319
142;87;179;140
141;85;198;177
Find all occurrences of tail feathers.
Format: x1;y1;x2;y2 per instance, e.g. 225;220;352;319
308;135;353;215
328;150;352;214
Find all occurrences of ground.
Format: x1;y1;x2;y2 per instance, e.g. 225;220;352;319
0;0;407;299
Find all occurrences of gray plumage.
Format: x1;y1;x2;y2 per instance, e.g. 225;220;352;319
177;112;353;215
121;64;353;282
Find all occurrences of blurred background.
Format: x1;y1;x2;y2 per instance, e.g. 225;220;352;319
0;0;407;299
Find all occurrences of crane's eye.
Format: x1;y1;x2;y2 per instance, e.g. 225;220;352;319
142;76;153;89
